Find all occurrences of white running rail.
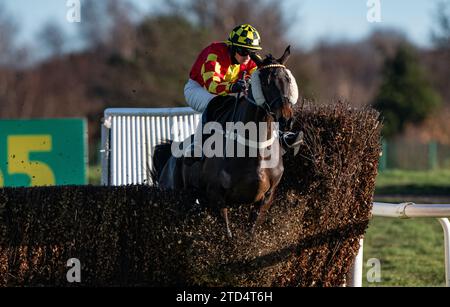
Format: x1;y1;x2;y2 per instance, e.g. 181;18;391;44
350;202;450;287
100;107;201;186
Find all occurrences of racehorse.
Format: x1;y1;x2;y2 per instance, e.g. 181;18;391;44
151;46;299;238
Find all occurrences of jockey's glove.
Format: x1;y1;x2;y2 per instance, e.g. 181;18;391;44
230;79;247;93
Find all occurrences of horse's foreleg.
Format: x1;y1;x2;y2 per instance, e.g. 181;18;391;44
221;207;233;239
251;191;275;234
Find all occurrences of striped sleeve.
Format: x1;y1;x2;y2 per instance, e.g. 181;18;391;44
246;60;258;75
201;53;233;95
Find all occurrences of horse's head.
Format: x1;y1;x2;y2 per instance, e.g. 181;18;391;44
250;46;299;131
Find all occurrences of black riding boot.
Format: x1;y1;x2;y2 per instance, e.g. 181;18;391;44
280;131;304;156
184;113;208;165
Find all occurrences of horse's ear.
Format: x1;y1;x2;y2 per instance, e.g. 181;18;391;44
250;52;264;67
277;45;291;65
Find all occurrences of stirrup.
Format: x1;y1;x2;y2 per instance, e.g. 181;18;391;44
288;131;304;148
281;131;304;157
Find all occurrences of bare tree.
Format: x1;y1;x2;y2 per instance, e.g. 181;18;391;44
79;0;110;50
366;28;408;58
0;3;19;66
79;0;138;57
428;0;450;103
431;0;450;51
38;21;66;57
107;0;139;58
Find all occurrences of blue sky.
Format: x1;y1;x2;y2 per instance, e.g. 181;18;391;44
0;0;441;51
294;0;438;48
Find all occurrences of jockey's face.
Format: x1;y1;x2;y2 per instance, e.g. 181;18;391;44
234;47;252;65
235;53;251;65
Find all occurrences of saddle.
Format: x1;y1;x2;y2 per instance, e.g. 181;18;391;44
199;95;240;144
204;95;239;128
183;95;238;163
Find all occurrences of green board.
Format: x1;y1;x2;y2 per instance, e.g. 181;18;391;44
0;119;87;187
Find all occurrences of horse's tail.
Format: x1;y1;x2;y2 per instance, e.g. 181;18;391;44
149;140;174;186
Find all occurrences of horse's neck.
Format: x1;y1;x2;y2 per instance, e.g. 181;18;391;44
235;96;274;143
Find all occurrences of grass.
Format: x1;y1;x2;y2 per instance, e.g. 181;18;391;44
363;217;447;287
375;169;450;195
376;169;450;187
89;165;102;185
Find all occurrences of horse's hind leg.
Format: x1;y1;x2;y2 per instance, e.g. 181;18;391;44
221;207;233;239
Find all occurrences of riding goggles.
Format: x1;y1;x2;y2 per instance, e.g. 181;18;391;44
235;47;253;57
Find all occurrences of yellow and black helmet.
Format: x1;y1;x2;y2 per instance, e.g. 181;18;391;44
227;24;262;50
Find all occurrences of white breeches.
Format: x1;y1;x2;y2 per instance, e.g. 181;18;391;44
184;79;216;113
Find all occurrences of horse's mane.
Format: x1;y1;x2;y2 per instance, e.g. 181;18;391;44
262;54;277;65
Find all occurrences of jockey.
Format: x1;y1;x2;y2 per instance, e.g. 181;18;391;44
184;24;302;159
184;23;261;113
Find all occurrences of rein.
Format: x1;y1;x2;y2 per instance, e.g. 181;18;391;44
224;64;287;150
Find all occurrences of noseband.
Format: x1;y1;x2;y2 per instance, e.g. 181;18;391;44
247;64;287;117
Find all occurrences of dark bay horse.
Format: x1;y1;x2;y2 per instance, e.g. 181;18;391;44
152;46;299;238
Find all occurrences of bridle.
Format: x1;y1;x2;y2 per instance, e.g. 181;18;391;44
225;64;291;150
245;64;290;119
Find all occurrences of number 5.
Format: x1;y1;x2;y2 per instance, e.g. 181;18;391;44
8;135;56;186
